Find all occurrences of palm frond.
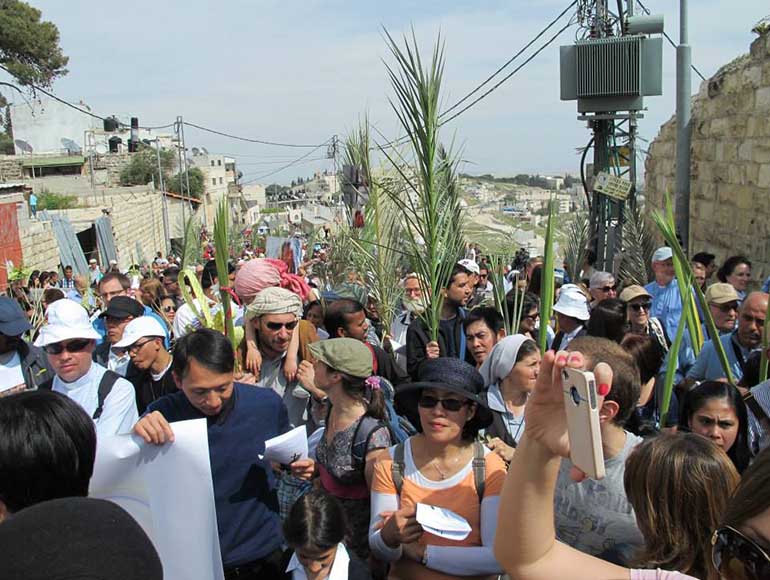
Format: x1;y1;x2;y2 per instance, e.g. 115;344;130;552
213;198;238;353
180;215;201;271
563;210;589;285
539;199;556;354
618;203;655;286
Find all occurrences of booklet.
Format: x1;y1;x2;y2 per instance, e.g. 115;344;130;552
260;425;308;465
416;503;472;542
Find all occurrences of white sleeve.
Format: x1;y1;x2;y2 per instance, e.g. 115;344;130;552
424;496;503;576
95;378;138;437
368;491;403;562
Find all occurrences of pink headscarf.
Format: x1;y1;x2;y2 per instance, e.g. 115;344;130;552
234;258;311;305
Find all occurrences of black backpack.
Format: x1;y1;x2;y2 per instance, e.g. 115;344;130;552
39;370;120;420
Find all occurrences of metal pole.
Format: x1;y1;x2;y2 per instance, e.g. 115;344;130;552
179;117;198;226
175;118;187;227
675;0;692;251
156;139;171;255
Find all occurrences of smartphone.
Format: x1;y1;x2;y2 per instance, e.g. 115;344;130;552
562;367;605;480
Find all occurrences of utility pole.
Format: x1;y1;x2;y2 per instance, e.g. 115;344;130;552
156;139;171;255
179;117;197;225
675;0;692;251
175;117;187;226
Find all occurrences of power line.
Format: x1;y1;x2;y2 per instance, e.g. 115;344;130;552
440;0;578;118
241;142;331;184
183;121;328;148
439;19;575;126
636;0;707;82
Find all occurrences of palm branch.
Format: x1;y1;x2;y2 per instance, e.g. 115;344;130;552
562;210;589;285
618;203;655;286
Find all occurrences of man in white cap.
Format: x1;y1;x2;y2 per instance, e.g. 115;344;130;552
118;317;176;415
550;284;590;351
644;247;683;340
35;300;138;437
245;286;308;427
88;259;103;286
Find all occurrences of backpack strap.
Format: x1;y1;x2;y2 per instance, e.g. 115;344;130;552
472;440;486;501
93;370;120;421
351;415;385;469
391;442;406;496
38;377;54;391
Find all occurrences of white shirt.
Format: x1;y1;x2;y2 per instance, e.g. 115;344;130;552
53;362;138;438
0;351;25;393
108;348;130;377
286;543;350;580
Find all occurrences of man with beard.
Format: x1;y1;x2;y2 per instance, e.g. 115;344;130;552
390;273;426;372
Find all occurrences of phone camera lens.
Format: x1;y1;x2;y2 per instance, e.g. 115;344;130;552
570;386;581;406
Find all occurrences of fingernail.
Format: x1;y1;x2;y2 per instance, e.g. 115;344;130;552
556;355;568;365
597;383;610;396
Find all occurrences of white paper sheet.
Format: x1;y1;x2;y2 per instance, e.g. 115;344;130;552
260;425;308;464
416;503;472;541
90;419;224;580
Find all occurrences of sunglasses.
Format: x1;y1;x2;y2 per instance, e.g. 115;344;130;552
162;305;176;313
712;526;770;580
630;301;652;312
599;285;618;293
713;302;739;313
265;320;298;331
418;395;471;412
44;338;92;355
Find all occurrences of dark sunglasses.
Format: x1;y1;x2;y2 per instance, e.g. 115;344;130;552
629;301;652;312
418;395;471;412
265;320;298;331
599;285;618;293
712;526;770;580
162;305;176;313
713;301;739;313
44;338;92;355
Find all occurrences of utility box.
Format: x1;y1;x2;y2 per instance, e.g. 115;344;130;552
560;36;663;113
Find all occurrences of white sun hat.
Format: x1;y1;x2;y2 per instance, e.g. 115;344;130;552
34;299;101;347
553;284;590;321
113;316;168;349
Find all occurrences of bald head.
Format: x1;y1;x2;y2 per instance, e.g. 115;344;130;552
737;292;768;350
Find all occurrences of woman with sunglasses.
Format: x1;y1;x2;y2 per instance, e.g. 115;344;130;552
620;285;670;354
679;381;752;473
369;357;506;579
158;295;177;331
494;349;740;580
478;335;541;464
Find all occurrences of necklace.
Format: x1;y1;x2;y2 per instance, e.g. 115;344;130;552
429;454;463;480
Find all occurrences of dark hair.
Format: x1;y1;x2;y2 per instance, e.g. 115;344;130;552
723;445;770;528
679;381;751;473
161;267;179;283
510;291;540;332
99;272;130;292
587;298;627;344
283;490;347;552
568;336;641;426
0;390;96;513
172;328;235;379
303;300;323;320
448;264;470;288
43;288;65;304
64;265;72;271
201;260;218;290
527;265;543;295
463;307;505;335
324;298;365;338
585;249;597;266
691;252;715;268
717;255;751;283
515;339;540;364
621;334;664;385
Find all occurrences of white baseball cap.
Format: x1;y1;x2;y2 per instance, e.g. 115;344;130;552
34;300;101;347
652;247;673;263
113;316;168;349
457;259;480;275
553;284;590;321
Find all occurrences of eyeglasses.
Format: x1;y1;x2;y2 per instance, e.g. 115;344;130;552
127;339;155;354
712;526;770;580
265;320;298;331
629;301;652;312
418;395;471;412
599;285;618;293
44;338;92;355
713;301;739;313
162;305;176;313
522;313;540;322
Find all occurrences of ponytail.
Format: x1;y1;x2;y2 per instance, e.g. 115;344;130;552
339;374;387;422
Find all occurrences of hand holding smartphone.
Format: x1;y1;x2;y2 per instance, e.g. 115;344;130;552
561;367;605;480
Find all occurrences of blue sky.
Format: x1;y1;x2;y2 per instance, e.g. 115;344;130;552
7;0;769;183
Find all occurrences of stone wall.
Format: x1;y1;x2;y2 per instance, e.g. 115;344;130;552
645;34;770;283
0;156;23;182
108;190;166;267
91;152;133;186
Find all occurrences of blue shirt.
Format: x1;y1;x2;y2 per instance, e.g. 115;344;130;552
644;279;683;341
686;331;752;383
762;276;770;294
29;193;37;206
148;383;289;567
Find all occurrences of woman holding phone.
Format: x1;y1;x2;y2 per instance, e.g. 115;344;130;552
494;349;745;580
368;358;506;579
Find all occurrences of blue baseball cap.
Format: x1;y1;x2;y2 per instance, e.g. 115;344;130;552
0;297;31;337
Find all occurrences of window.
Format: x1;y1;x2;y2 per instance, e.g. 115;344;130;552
211;160;215;167
217;160;222;166
219;177;223;184
212;178;216;186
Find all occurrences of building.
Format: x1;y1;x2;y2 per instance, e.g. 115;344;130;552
189;152;238;225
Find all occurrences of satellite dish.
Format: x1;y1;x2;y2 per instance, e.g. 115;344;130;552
201;147;209;154
14;139;33;153
60;138;82;153
192;147;200;156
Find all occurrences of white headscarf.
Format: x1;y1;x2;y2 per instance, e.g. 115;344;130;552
478;334;529;388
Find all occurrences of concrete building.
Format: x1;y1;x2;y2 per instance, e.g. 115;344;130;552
189;152;238;225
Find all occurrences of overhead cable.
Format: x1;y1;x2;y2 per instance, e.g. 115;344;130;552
183;121;328;148
240;141;331;184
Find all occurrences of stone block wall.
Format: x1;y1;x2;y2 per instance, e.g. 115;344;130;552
90;152;133;186
0;156;23;182
20;220;59;273
107;190;166;268
645;34;770;284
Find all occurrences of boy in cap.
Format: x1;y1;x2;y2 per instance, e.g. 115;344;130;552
36;300;138;437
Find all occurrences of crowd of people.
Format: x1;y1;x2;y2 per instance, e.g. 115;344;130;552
0;238;769;580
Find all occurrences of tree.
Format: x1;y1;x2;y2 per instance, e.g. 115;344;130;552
119;145;175;186
0;1;69;87
167;167;204;200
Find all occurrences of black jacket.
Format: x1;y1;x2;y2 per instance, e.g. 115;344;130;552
125;362;178;415
93;340;111;368
17;340;54;390
371;343;409;387
405;309;474;380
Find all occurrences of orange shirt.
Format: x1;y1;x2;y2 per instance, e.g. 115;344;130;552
371;448;506;580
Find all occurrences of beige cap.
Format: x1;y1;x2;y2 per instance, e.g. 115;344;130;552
619;285;651;303
705;283;740;305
